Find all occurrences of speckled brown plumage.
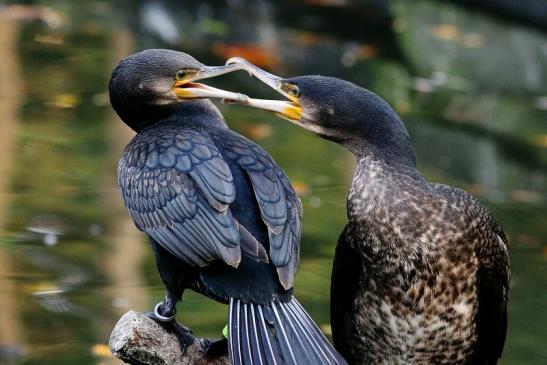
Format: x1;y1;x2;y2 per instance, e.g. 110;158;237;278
332;157;509;364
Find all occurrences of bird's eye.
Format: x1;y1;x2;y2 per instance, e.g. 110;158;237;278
282;83;299;98
175;70;187;80
289;85;299;98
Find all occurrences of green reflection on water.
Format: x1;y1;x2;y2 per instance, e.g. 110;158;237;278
0;1;545;364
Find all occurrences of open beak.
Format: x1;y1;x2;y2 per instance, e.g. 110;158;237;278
223;57;302;123
171;64;249;103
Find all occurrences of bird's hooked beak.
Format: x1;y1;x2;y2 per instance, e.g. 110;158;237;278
222;57;303;123
171;63;249;103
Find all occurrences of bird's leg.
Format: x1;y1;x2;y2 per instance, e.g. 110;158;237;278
145;292;195;353
146;240;195;352
153;296;178;321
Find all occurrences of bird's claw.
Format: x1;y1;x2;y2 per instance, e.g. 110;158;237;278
203;337;229;358
144;311;195;353
170;321;195;352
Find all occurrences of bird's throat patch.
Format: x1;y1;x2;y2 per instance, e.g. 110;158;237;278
281;104;302;122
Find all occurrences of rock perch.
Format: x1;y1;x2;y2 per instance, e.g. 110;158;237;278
109;311;229;365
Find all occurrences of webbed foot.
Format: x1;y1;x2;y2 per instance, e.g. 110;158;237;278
203;337;228;357
145;301;194;353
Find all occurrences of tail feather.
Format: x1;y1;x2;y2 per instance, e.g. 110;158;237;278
291;299;347;364
285;300;332;363
248;305;265;365
228;298;242;364
259;305;285;365
256;304;278;365
270;302;299;364
229;296;347;365
281;301;330;363
241;303;252;364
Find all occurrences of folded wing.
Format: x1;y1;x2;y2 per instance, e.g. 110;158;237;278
213;130;302;289
118;126;241;268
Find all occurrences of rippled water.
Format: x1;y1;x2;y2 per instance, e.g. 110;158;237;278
0;1;545;364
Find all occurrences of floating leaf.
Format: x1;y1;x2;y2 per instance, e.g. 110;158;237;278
244;124;272;140
341;44;378;67
49;93;80;108
293;31;332;46
510;190;542;203
530;134;547;148
429;24;459;41
463;184;487;196
395;100;410;114
356;44;378;60
212;43;280;69
91;343;112;357
292;181;310;196
34;34;64;45
461;33;482;48
24;282;61;294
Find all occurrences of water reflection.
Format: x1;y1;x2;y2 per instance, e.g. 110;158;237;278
0;1;545;364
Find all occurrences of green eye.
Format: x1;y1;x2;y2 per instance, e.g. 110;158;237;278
282;83;299;98
175;70;187;80
289;85;299;98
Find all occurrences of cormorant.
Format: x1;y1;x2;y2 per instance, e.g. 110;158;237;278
108;49;347;365
223;57;511;365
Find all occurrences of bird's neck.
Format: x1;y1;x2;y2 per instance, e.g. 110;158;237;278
170;100;228;129
339;109;422;230
344;156;426;275
346;153;425;240
119;100;227;132
344;115;417;170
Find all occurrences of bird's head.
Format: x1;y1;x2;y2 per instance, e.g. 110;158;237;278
109;49;247;131
225;57;415;164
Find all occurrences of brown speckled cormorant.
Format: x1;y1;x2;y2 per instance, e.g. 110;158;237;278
223;57;511;365
109;49;347;365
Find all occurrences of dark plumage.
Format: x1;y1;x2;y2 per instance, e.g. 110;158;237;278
225;59;511;365
109;49;347;365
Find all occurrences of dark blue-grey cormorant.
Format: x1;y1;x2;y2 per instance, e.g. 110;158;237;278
223;57;511;365
109;49;347;365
